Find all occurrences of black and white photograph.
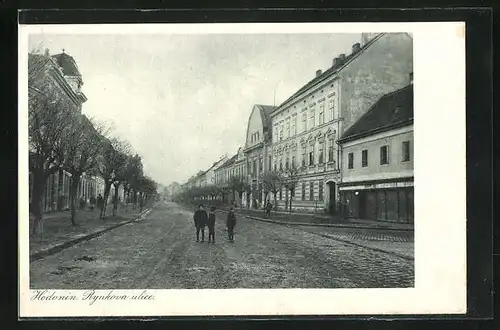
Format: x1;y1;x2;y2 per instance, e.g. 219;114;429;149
19;22;466;317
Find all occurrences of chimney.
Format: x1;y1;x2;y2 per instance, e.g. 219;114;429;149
44;48;50;57
409;72;413;84
338;53;346;62
332;57;339;67
352;42;361;53
316;69;322;77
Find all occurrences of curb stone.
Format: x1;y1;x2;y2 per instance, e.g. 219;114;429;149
29;207;153;263
217;210;413;232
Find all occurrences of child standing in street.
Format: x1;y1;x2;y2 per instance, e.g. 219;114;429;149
207;206;216;243
226;207;237;242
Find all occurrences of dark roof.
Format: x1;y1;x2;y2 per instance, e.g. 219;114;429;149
274;34;384;112
256;104;277;130
51;52;81;76
217;154;238;170
339;84;413;142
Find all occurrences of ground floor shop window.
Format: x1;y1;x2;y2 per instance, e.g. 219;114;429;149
343;186;414;223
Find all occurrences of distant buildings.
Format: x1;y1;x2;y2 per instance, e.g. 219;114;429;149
181;32;414;223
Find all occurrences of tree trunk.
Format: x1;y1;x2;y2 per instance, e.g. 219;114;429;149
112;183;120;216
30;171;47;235
238;192;243;210
289;190;293;213
69;175;80;226
101;181;112;219
273;192;278;210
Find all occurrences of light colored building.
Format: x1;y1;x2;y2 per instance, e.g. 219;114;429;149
214;147;247;205
338;81;413;223
28;49;107;212
269;32;413;213
243;104;277;208
204;156;229;186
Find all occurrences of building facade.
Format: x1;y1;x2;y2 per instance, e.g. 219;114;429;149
214;147;247;205
338;82;414;223
28;49;105;212
269;32;413;212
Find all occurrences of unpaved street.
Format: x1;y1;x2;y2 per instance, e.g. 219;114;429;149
30;202;414;289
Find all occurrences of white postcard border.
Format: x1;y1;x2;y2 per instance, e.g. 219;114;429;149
18;22;466;317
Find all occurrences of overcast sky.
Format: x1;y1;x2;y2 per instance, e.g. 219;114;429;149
29;33;361;186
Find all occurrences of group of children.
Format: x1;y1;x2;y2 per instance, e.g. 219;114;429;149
193;204;237;243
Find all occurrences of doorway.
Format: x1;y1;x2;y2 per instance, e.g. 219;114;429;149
327;181;336;214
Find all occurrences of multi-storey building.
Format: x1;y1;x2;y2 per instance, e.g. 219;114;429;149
28;49;104;212
338;79;413;223
242;104;277;208
269;32;413;213
214;147;247;205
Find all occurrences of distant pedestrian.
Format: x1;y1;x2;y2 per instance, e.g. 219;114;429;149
226;207;237;242
207;206;216;243
79;195;86;210
193;204;208;242
265;200;273;218
97;194;104;217
90;195;96;211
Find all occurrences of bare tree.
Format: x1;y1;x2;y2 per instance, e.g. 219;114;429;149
28;51;76;234
56;115;108;225
228;175;249;209
262;170;283;211
96;137;131;219
281;165;300;213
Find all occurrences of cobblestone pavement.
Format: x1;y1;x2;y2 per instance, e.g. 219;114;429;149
298;226;414;259
30;202;414;289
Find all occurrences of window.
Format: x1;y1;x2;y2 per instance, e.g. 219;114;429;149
285;150;289;169
309;182;314;201
348;152;354;169
319;104;325;125
268;156;272;171
309;109;315;128
309;144;315;166
318;141;324;163
286;118;290;138
302;146;306;166
362;149;368;167
402;141;410;162
279;188;283;200
273;125;278;142
328;98;335;121
302;112;307;132
318;180;324;200
328;135;335;162
253;160;257;175
380;145;389;165
291;155;296;168
291;115;297;136
259;158;263;172
279;124;283;141
302;182;306;200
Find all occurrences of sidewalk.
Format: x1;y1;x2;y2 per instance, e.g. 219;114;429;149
29;204;154;262
223;207;413;231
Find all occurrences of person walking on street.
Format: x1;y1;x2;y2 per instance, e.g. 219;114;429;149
97;194;104;218
207;206;216;243
265;200;273;219
193;204;208;242
89;195;96;211
226;207;237;242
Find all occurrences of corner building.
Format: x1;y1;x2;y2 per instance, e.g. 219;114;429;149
269;33;413;213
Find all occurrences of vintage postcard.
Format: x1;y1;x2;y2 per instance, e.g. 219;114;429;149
19;22;466;317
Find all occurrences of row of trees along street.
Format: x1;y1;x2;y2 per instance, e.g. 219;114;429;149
176;165;300;212
28;50;158;235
